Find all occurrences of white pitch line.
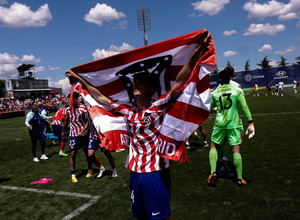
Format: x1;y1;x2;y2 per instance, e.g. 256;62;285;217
61;196;100;220
251;111;300;116
0;185;101;220
208;111;300;119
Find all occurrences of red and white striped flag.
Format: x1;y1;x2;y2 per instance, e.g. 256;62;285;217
70;29;216;162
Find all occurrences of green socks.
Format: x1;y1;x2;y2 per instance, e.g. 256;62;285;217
209;149;218;174
233;153;243;180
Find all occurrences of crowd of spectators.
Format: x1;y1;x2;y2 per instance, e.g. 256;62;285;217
0;94;68;113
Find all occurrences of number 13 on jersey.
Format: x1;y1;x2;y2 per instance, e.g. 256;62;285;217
218;93;233;110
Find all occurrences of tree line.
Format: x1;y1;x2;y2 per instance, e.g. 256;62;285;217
212;56;300;74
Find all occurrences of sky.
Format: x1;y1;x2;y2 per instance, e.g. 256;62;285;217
0;0;299;93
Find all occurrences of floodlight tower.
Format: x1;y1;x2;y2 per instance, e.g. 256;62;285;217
136;8;151;46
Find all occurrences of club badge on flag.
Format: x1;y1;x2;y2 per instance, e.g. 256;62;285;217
69;29;216;162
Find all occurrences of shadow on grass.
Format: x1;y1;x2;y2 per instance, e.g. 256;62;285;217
0;178;11;184
206;160;252;187
76;169;114;179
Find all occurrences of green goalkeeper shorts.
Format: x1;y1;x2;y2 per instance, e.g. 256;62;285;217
211;127;242;146
239;119;244;131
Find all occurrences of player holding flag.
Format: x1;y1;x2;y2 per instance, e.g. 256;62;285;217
66;31;212;220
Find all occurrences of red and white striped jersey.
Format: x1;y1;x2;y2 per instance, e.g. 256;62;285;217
87;112;99;140
65;105;87;137
111;93;173;173
52;108;66;125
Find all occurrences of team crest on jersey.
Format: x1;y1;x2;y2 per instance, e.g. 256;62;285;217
115;55;173;104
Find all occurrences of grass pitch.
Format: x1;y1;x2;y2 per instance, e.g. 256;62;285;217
0;87;299;220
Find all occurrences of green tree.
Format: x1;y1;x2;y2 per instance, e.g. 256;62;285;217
257;56;271;69
0;79;6;97
226;61;233;67
295;56;300;65
211;68;219;75
278;55;288;67
245;60;250;71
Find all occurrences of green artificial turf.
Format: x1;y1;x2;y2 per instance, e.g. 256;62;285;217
0;87;299;219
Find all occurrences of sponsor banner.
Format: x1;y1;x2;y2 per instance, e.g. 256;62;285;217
209;65;300;89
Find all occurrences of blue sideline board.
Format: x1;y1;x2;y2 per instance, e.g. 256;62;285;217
209;65;300;89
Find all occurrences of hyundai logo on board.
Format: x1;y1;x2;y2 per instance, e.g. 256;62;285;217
276;71;286;77
274;70;288;79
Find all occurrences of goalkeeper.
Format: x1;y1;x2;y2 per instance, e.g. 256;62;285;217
208;67;255;186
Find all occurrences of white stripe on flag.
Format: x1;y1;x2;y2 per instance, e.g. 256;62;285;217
93;115;127;133
200;88;211;112
160;114;197;141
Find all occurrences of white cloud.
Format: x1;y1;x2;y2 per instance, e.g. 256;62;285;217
34;66;45;73
243;0;300;21
0;3;52;28
0;52;19;64
0;63;19;78
21;54;41;63
244;23;285;36
278;12;298;20
58;78;71;94
118;19;127;29
48;77;58;87
274;46;296;55
189;13;197;18
191;0;230;16
84;3;126;27
223;50;237;57
92;43;135;60
297;21;300;28
258;44;273;52
48;65;61;71
269;59;277;67
0;52;21;78
48;77;71;94
223;30;237;36
0;52;43;78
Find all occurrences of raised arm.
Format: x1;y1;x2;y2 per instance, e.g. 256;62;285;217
169;32;211;101
65;70;111;106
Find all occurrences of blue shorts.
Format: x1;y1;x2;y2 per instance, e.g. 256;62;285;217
130;169;171;220
52;124;63;140
69;136;88;152
88;138;100;150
